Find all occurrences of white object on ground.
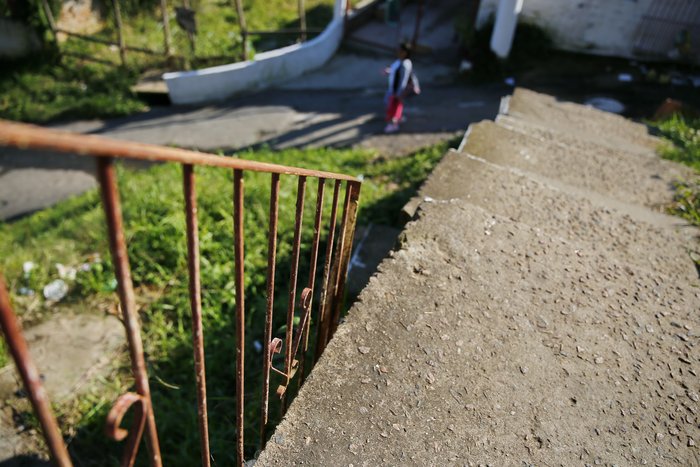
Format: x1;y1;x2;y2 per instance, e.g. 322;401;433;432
55;263;77;280
584;97;625;114
617;73;633;82
43;279;68;302
22;261;35;277
459;60;473;73
18;287;35;296
490;0;523;59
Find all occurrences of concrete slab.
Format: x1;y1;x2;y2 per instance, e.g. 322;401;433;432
411;150;698;285
504;88;661;151
0;312;124;403
280;53;454;91
495;113;658;158
462;121;693;208
258;201;700;465
0;312;124;463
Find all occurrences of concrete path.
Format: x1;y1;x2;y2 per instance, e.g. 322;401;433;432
0;54;503;220
257;89;699;466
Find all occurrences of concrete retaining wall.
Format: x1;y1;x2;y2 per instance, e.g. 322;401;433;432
164;0;346;105
477;0;654;59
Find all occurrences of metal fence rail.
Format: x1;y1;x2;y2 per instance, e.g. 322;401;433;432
633;0;700;62
0;120;361;466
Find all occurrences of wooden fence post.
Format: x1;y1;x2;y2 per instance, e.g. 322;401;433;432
40;0;59;47
160;0;173;57
112;0;127;66
298;0;307;41
232;0;248;60
182;0;196;56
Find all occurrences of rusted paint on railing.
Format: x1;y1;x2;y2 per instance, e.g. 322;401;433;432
0;277;73;467
297;178;326;386
280;177;307;411
0;120;359;182
233;169;246;465
0;119;361;465
329;181;361;340
183;165;212;467
315;180;342;361
105;392;148;467
260;173;280;448
97;158;163;466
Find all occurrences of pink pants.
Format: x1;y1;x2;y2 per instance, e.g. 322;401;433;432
385;95;404;123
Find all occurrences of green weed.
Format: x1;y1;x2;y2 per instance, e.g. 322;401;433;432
654;115;700;264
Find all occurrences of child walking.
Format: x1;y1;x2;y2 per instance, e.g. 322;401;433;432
384;43;417;134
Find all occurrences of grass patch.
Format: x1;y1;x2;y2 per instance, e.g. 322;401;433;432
0;52;146;123
656;115;700;172
654;115;700;263
0;140;452;465
1;0;334;123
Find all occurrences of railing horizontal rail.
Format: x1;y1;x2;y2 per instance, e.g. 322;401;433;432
0;121;360;182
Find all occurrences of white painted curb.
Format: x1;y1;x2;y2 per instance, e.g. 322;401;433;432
164;0;347;105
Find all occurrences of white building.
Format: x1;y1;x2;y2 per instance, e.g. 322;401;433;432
478;0;700;63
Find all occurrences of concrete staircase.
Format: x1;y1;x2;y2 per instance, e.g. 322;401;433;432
257;88;699;465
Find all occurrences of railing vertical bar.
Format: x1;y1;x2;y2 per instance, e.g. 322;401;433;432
328;181;361;340
183;164;212;467
233;169;246;465
281;176;307;412
298;178;326;385
314;180;341;361
97;157;163;467
260;173;280;450
0;277;73;467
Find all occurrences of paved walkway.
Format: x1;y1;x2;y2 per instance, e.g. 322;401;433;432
0;53;504;220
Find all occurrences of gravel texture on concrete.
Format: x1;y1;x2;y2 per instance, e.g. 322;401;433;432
257;89;699;466
414;150;697;285
258;200;699;466
495;114;658;159
504;88;661;151
462;121;693;208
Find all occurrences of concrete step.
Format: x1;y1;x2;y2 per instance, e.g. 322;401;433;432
257;200;699;465
407;149;697;285
495;113;658;159
503;88;661;151
462;120;693;209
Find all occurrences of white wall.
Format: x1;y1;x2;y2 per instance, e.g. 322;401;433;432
477;0;654;59
164;0;347;105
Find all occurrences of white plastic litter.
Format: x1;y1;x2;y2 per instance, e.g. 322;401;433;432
23;261;35;277
18;287;35;296
55;263;77;280
617;73;633;82
43;279;68;301
584;97;625;114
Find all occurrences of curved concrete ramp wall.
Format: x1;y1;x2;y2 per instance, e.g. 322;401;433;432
164;0;347;105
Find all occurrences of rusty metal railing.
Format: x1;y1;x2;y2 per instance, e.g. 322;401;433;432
0;120;361;466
